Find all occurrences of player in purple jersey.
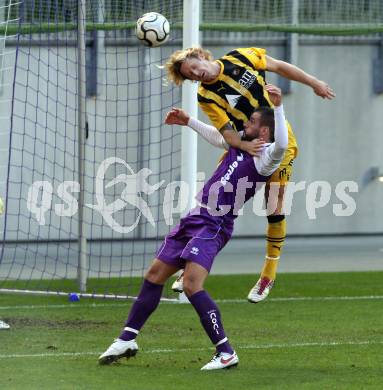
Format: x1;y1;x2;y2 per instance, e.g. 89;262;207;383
98;85;288;370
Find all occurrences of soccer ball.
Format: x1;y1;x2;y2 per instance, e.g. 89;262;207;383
135;12;170;48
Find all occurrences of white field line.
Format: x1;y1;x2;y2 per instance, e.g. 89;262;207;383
0;340;382;360
0;295;383;311
217;295;383;303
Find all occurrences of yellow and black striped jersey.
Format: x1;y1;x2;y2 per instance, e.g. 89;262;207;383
198;47;273;132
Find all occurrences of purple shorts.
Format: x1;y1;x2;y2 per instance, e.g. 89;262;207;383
156;207;234;272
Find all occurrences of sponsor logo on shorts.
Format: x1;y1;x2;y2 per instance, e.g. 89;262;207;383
190;247;199;255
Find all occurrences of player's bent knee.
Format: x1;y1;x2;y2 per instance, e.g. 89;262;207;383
144;258;175;284
144;266;161;284
183;277;204;297
183;284;203;297
183;261;208;296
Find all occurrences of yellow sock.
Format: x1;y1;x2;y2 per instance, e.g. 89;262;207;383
260;216;286;280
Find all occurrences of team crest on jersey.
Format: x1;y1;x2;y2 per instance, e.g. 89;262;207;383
225;94;241;108
232;68;240;76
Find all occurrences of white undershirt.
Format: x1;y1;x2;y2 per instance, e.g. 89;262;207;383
187;104;288;177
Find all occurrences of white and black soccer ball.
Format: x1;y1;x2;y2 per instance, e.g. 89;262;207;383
135;12;170;48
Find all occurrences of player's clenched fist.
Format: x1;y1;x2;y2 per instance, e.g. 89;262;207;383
164;107;190;126
264;84;282;107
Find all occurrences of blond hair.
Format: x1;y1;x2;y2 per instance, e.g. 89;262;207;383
165;47;213;86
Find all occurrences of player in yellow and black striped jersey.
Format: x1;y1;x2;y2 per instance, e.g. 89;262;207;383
198;48;272;132
166;46;335;302
196;47;298;181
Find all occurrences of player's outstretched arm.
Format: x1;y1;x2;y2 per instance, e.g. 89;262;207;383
164;107;190;126
165;107;228;149
165;108;264;154
265;55;335;100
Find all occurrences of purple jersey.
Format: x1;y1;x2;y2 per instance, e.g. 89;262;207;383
157;105;287;272
196;147;270;218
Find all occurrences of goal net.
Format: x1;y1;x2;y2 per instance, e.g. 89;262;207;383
0;0;184;298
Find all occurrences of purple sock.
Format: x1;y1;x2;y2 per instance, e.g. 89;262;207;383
119;279;163;341
188;290;234;354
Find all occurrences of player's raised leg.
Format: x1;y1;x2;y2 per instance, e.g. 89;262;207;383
183;261;238;370
248;125;296;304
99;259;179;365
248;181;287;303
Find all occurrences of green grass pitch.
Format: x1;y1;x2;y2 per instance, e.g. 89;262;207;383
0;271;383;390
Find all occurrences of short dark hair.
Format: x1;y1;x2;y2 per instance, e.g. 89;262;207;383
253;107;275;142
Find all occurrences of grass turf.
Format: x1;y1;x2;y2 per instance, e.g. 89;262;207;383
0;271;383;390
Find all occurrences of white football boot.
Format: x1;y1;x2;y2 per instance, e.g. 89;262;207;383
0;320;10;330
247;277;274;303
98;338;138;365
201;351;239;370
171;272;184;293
